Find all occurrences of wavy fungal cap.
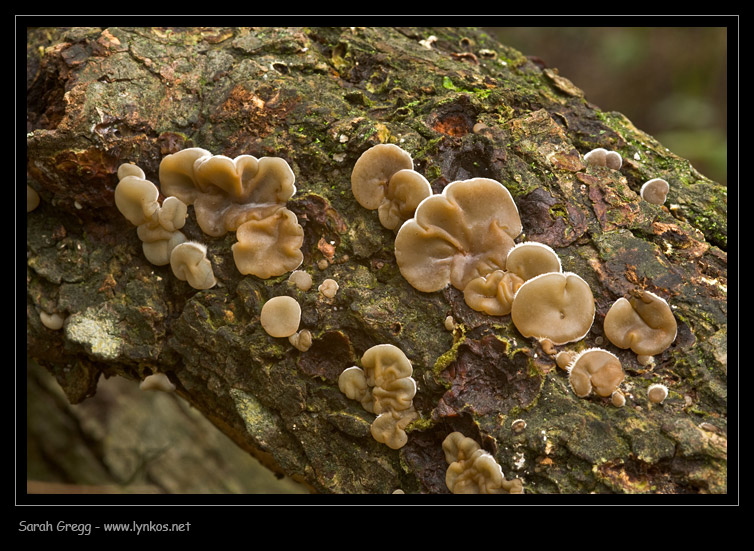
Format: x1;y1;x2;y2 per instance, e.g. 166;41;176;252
511;271;595;345
232;208;304;278
395;178;522;293
114;169;160;226
463;270;524;316
603;290;677;356
159;147;296;237
640;178;670;205
260;295;301;338
442;432;524;494
169;241;217;290
567;348;625;398
506;241;562;281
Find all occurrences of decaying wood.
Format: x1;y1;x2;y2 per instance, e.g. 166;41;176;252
26;27;728;494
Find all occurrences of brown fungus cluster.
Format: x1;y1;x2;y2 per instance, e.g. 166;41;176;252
158;147;304;278
338;344;418;449
442;432;523;494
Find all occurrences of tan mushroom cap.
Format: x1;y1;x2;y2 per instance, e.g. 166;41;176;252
114;170;160;226
584;147;622;170
567;348;625;398
138;225;188;266
338;366;370;403
27;185;40;212
395;178;522;292
232;208;304;278
260;295;301;338
351;144;414;210
506;241;562;281
139;372;176;392
169;241;217;290
463;269;524;316
371;408;418;450
511;271;595;345
442;432;524;494
159;148;297;237
361;343;414;390
647;383;669;404
640;178;670;205
288;270;313;291
603;290;677;356
379;169;432;230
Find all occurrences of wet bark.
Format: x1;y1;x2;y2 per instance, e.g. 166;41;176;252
25;26;728;494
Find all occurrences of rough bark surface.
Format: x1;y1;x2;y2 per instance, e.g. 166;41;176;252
25;27;728;494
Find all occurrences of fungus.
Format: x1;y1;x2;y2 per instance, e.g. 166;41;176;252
510;271;595;345
640;178;670;205
442;432;523;494
463;270;524;316
288;329;313;352
337;344;417;449
169;241;217;290
260;295;301;338
584;147;622;170
115;164;188;266
555;350;577;370
158;147;304;278
444;315;456;331
350;144;432;230
506;241;562;281
39;311;65;330
288;270;313;291
395;178;522;292
566;348;625;398
611;390;626;407
647;383;669;404
318;278;339;298
232;208;304;278
27;185;40;212
603;290;677;357
140;372;176;393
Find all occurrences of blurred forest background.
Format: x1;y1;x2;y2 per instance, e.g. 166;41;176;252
484;26;728;186
25;25;730;496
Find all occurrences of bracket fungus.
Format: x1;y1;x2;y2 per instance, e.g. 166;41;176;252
505;241;562;281
442;432;523;494
640;178;670;205
566;348;625;398
158;147;304;278
351;144;432;230
584;147;623;170
169;241;217;290
510;271;595;345
260;295;302;338
395;178;522;293
603;289;677;357
338;344;417;449
115;163;189;266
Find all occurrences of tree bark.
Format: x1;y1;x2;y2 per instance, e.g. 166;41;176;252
26;26;727;494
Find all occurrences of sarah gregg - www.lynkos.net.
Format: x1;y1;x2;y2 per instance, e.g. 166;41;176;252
18;520;192;536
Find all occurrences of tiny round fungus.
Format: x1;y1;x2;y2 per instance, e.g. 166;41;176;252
288;270;313;291
511;271;595;345
463;270;524;316
611;390;626;408
140;372;176;392
169;241;217;290
288;329;313;352
647;383;668;404
603;290;677;357
351;144;431;230
338;344;418;449
318;278;339;298
232;208;304;278
555;350;577;370
444;315;456;331
260;295;301;338
27;185;40;212
506;241;562;281
39;311;65;330
584;147;622;170
395;178;522;292
442;432;523;494
567;348;625;398
640;178;670;205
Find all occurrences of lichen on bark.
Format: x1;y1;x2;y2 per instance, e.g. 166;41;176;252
26;26;727;494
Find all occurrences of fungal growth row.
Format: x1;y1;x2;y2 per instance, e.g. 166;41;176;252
339;344;418;450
